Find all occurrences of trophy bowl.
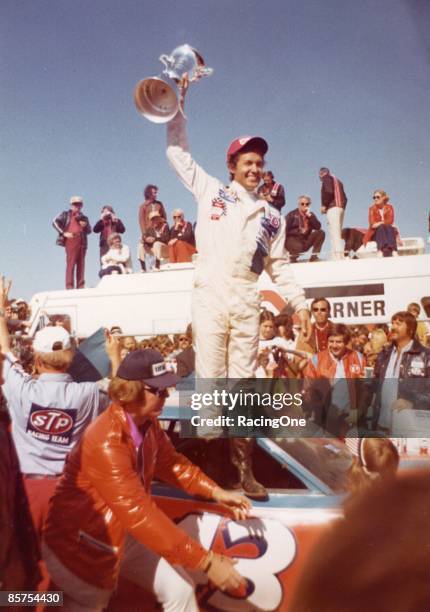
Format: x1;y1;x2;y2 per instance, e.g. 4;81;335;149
134;44;213;124
134;75;179;124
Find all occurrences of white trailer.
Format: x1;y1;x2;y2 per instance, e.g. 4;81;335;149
28;254;430;338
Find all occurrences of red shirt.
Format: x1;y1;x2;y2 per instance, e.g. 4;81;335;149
66;212;83;236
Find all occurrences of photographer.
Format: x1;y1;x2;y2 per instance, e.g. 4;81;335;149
53;196;92;290
93;205;126;260
168;208;196;263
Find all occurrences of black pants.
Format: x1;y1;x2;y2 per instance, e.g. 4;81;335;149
285;229;325;262
342;228;363;254
99;265;123;278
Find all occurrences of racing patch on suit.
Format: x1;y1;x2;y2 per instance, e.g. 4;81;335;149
210;187;239;220
251;208;281;275
26;403;77;445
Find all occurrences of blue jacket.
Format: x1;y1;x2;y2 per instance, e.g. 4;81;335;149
370;338;430;428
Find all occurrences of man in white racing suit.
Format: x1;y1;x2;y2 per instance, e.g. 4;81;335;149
166;81;311;499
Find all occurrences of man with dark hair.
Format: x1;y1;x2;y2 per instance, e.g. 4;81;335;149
257;170;286;211
285;195;325;262
319;167;347;260
138;185;167;236
53;196;92;290
370;311;430;431
304;323;365;435
165;78;311;499
309;297;334;353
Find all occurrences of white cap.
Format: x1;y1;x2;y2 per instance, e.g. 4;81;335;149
70;195;83;205
33;326;72;352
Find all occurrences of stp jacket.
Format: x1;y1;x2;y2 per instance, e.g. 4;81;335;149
43;403;217;591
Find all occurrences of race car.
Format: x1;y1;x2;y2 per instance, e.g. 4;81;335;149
108;406;429;612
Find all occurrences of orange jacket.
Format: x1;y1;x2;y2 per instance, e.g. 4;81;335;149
363;203;394;245
43;403;217;590
304;349;365;412
305;348;365;381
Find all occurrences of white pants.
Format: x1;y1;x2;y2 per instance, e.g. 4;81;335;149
43;538;198;612
326;207;345;260
192;278;260;379
120;535;199;612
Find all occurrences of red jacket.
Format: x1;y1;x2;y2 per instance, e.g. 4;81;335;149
363;203;394;245
304;349;365;411
43;403;217;590
305;348;365;380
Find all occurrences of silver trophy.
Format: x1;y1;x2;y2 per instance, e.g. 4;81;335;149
134;44;213;123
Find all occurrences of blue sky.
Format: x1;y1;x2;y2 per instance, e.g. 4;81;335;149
1;0;429;299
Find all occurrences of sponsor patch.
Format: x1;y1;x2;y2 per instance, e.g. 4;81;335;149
409;358;425;377
27;403;77;446
218;187;238;204
151;362;167;377
268;214;280;230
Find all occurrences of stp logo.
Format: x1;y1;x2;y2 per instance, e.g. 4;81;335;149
30;409;74;434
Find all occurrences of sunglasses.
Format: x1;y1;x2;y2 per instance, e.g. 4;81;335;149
373;195;382;200
178;336;189;342
173;215;183;219
300;202;310;207
144;386;168;397
312;307;328;312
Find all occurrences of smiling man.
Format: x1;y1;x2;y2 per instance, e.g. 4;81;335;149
166;80;311;381
165;79;310;499
304;324;366;436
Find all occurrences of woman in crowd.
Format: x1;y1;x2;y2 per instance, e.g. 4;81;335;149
168;209;196;263
258;310;308;378
99;233;132;277
363;189;398;257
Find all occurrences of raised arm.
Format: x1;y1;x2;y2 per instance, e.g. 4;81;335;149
166;78;216;203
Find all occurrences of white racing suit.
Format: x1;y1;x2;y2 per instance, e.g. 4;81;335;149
167;113;307;380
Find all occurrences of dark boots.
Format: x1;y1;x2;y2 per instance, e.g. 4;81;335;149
230;438;268;501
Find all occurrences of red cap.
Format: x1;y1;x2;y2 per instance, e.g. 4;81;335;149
226;136;268;162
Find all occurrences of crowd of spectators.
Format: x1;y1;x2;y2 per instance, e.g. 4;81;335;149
53;185;197;289
52;171;418;290
1;264;430;601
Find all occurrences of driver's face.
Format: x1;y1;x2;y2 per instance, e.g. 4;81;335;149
230;152;264;191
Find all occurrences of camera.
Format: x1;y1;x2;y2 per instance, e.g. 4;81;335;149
271;347;282;364
76;213;85;223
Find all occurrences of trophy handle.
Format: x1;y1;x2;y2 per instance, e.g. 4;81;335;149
159;54;173;70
